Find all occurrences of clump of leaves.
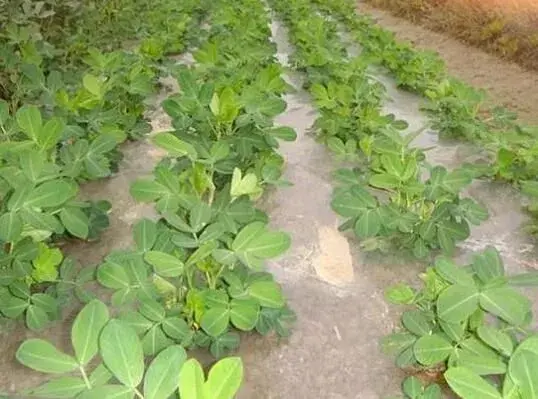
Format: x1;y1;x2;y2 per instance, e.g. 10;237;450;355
382;247;538;398
111;136;295;357
422;79;487;141
16;299;244;398
331;128;488;258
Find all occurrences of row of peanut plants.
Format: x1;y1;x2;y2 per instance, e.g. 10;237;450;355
0;0;207;331
2;0;298;397
270;0;538;397
314;0;538;237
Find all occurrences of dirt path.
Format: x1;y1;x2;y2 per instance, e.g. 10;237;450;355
356;2;538;125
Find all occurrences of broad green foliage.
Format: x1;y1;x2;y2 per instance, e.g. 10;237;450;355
331;150;488;257
382;247;538;398
271;0;488;258
0;0;206;331
313;0;538;231
115;0;296;358
14;1;295;397
15;299;244;399
179;357;243;399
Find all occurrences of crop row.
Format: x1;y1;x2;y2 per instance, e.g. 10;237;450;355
313;0;538;237
271;0;538;397
0;0;207;331
3;0;298;397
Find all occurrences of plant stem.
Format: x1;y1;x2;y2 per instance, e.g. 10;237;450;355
79;366;92;389
134;388;144;399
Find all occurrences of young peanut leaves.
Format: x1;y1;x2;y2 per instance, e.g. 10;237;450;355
179;357;244;399
381;247;538;398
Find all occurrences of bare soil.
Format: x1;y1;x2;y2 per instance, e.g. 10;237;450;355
357;1;538;125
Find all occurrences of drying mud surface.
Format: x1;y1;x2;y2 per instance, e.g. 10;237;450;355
356;2;538;125
1;7;538;399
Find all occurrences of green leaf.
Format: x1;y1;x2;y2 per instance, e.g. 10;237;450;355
130;179;169;202
402;310;433;336
230;168;260;198
26;305;49;331
423;384;442;399
199;223;226;243
179;359;205;399
39;117;65;150
437;284;479;324
396;345;417;368
144;251;184;277
200;307;230;337
414;334;453;366
444;367;502;399
230;299;259;331
205;357;243;399
327;137;346;155
20;150;44;182
385;283;415;305
460;198;489;225
89;363;113;386
120;311;154;335
268;126;296;141
440;320;466;342
97;261;130;289
100;320;144;388
472;246;504;284
453;348;507;375
20;208;63;234
16;339;78;373
231;222;290;265
1;295;28;318
434;256;475;287
369;173;400;189
380;333;417;356
509;337;538;398
354;208;381;238
443;169;472;193
0;211;22;242
83;74;104;98
162;317;191;341
437;221;469;255
139;298;165;322
477;325;513;356
31;293;57;313
143;345;186;399
248;281;284;308
16;105;42;141
133;219;157;252
210;332;240;359
152;133;197;160
26;180;77;208
28;377;86;398
185;241;216;267
60;207;89;239
402;376;422;399
142;325;173;356
479;287;530;326
190;202;212;232
72;300;109;365
78;385;134;399
331;190;373;218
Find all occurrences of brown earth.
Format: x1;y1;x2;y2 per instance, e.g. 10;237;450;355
357;1;538;125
